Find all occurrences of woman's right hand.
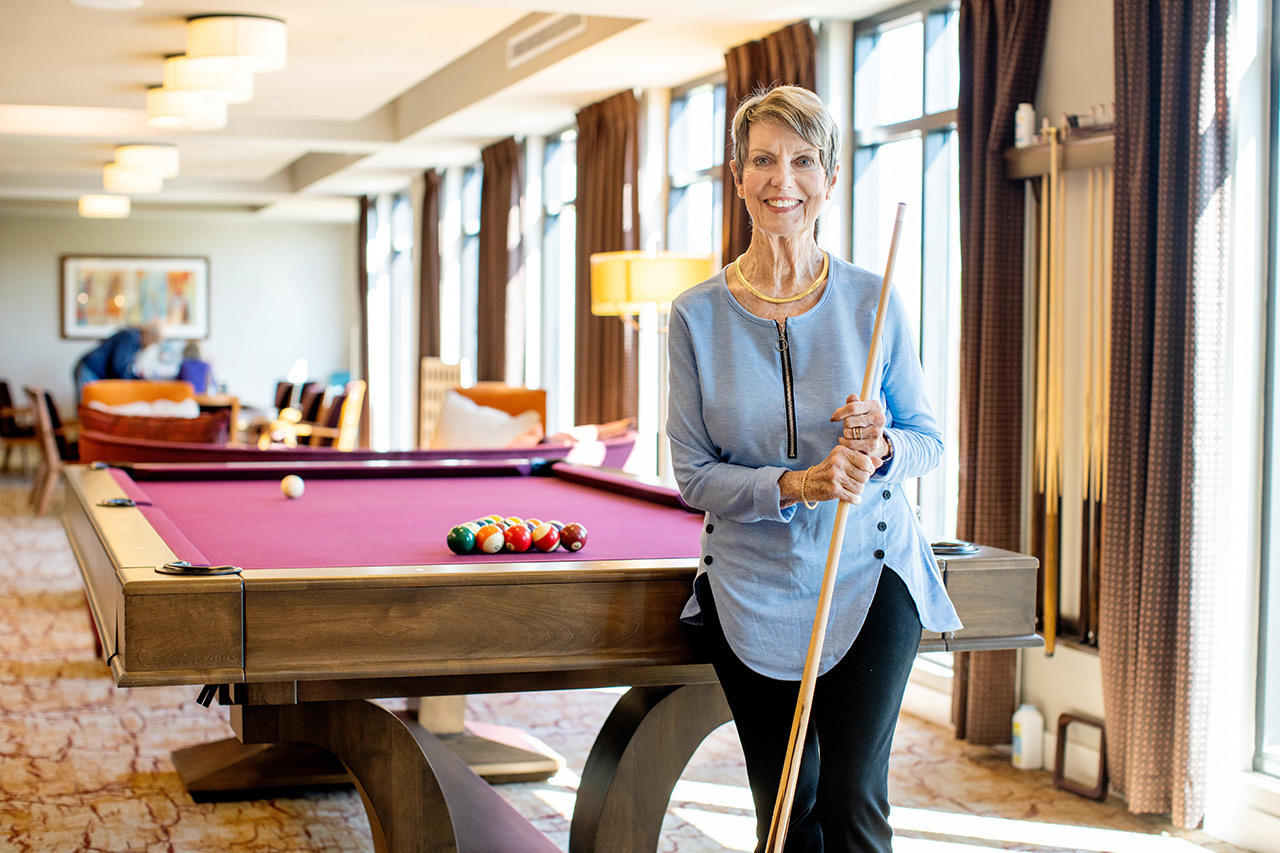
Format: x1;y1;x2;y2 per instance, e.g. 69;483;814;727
802;445;876;505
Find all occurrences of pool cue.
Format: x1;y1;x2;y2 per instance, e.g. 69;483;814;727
764;202;906;853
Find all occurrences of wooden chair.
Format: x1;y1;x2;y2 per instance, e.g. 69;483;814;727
297;382;327;423
274;381;298;412
25;385;78;516
419;357;463;447
0;379;38;473
307;380;365;451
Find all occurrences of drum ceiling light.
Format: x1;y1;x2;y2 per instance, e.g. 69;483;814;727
185;14;287;73
113;143;179;179
102;162;163;194
145;85;227;131
78;194;131;218
162;53;254;104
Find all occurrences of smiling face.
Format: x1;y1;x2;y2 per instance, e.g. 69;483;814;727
732;119;836;243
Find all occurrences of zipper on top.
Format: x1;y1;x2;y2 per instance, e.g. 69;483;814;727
775;319;798;459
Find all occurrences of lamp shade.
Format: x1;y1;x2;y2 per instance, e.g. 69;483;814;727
163;53;254;104
186;14;287;72
102;162;162;194
114;143;179;178
589;251;715;315
78;194;131;218
145;86;227;131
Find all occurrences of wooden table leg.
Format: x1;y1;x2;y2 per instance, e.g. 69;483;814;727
569;682;733;853
231;699;557;853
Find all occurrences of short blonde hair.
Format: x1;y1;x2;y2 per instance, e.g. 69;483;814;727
731;85;839;186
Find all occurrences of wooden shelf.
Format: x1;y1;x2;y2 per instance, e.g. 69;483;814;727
1004;132;1114;179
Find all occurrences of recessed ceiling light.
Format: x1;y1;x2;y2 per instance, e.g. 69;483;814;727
114;143;179;179
78;195;131;218
68;0;144;9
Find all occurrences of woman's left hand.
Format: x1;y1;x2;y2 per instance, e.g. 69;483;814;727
833;393;890;466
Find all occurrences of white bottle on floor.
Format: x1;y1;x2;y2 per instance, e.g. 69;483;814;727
1012;703;1044;769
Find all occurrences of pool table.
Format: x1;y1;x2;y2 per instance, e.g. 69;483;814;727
62;460;1040;853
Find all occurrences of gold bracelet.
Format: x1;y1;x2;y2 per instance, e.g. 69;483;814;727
800;467;820;510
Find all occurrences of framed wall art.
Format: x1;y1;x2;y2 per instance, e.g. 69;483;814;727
60;254;210;339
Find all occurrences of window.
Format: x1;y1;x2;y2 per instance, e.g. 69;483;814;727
458;163;482;383
542;128;577;432
668;78;725;263
364;191;416;450
852;0;961;542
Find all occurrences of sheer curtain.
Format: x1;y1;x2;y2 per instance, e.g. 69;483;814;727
953;0;1051;745
1101;0;1228;827
574;90;640;425
720;21;817;264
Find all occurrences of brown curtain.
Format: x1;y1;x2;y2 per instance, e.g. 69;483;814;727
1101;0;1228;828
721;21;817;263
355;195;371;448
574;91;640;425
953;0;1051;744
417;169;442;442
477;138;524;383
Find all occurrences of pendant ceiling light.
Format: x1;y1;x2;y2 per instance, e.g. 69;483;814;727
145;85;227;131
78;194;131;218
103;162;162;194
185;14;287;72
162;53;254;104
113;143;179;179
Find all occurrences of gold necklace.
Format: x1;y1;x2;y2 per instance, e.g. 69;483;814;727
733;252;829;304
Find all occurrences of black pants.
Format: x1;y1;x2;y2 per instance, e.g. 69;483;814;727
695;568;921;853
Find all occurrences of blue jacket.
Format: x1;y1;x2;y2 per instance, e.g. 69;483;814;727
78;328;143;380
666;255;962;679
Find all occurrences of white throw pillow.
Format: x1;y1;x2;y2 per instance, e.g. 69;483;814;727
429;390;541;449
86;398;201;418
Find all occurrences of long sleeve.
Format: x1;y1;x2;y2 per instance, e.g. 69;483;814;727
666;305;795;524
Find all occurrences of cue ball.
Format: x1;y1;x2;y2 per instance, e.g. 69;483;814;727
559;522;587;551
280;475;305;499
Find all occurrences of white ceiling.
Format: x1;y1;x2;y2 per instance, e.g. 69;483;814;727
0;0;887;221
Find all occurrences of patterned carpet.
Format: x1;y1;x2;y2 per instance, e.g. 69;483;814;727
0;470;1250;852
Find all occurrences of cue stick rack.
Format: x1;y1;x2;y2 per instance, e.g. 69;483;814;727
1006;131;1113;654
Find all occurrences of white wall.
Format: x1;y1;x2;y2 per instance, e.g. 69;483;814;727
0;212;357;414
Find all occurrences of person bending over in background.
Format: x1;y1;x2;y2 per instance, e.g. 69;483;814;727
72;319;164;398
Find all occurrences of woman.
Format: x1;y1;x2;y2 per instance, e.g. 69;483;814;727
666;85;961;852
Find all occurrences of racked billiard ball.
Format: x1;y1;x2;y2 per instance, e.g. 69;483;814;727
559;522;588;552
531;522;560;552
475;523;505;554
504;524;532;553
446;525;476;555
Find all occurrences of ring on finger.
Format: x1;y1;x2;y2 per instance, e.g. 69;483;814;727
852;426;864;440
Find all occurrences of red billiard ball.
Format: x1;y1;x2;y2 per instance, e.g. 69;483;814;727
504;524;532;553
475;524;505;554
531;522;560;552
559;522;588;552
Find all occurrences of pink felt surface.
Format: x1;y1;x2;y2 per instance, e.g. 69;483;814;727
115;471;703;570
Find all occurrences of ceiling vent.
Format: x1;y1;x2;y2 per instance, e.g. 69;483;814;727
507;14;587;68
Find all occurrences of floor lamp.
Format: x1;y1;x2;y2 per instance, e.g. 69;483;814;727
588;251;715;480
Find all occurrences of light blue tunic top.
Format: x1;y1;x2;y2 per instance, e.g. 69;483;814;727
667;255;962;680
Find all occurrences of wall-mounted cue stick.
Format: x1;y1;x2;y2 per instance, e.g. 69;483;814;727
764;202;907;853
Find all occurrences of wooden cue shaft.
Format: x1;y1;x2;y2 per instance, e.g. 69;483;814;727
764;202;907;853
1044;126;1060;655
